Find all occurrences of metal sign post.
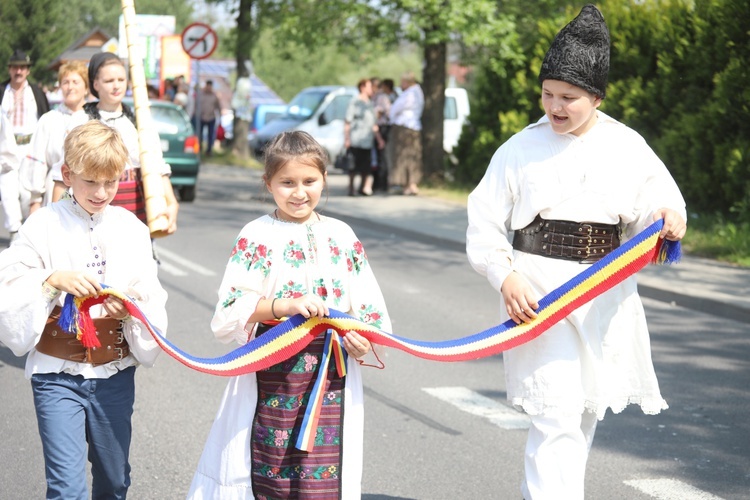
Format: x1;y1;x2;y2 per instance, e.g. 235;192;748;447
181;22;218;157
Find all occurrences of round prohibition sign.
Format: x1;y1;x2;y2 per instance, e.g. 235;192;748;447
181;22;218;60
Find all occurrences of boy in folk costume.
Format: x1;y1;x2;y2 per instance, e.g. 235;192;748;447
0;121;168;499
466;5;686;499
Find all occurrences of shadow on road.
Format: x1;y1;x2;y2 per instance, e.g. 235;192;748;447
0;345;25;370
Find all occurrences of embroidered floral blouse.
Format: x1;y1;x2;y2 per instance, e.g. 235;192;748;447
211;214;392;345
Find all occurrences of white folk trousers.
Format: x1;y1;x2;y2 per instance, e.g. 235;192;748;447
521;410;598;500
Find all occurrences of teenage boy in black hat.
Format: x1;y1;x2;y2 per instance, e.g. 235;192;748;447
0;49;50;242
466;5;687;499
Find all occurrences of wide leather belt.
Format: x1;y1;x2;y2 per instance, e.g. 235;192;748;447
36;307;130;366
512;215;621;263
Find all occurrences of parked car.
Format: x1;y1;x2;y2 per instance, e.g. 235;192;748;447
124;98;201;202
247;103;289;147
220;104;287;143
249;85;358;164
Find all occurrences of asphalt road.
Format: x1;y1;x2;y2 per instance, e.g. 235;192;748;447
1;167;748;499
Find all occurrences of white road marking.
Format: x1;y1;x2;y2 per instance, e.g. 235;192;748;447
157;259;188;277
423;386;530;430
624;478;725;499
155;246;216;276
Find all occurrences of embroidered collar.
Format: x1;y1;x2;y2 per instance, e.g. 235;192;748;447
62;191;106;224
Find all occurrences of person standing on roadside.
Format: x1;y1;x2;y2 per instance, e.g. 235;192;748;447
197;79;222;156
388;71;423;196
466;6;687;499
0;49;50;242
372;78;395;192
344;78;384;196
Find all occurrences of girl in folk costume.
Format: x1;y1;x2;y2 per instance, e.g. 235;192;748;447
85;52;179;233
466;5;687;499
21;60;89;211
189;131;391;499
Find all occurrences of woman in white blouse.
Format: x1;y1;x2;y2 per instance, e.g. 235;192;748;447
21;61;89;211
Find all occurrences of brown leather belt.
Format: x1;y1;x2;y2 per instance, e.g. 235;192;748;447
36;307;130;366
512;215;621;263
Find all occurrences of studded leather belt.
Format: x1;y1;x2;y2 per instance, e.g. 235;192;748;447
36;307;130;366
512;215;621;263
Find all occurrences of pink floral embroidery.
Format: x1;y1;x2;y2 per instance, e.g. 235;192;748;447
304;354;317;371
274;429;289;446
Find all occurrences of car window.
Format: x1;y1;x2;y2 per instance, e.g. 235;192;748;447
265;111;284;123
444;96;458;120
286;91;328;119
150;106;191;135
322;95;353;123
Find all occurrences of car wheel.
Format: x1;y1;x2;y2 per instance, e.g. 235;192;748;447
179;185;196;202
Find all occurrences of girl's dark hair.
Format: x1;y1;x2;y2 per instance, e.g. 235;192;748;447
262;131;328;182
357;78;369;91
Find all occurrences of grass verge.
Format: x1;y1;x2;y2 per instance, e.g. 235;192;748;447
204;146;263;170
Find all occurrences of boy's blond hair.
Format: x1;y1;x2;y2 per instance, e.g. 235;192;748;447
63;121;128;179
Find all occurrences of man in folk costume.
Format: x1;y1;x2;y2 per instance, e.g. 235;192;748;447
0;49;50;241
466;5;687;499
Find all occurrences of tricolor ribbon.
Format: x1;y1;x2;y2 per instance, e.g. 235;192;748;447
58;220;679;447
59;219;679;365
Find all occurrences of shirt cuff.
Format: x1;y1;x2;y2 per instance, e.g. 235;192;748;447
41;280;61;302
486;261;514;295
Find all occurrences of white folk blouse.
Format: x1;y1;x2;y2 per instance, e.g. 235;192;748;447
0;195;168;379
467;112;686;419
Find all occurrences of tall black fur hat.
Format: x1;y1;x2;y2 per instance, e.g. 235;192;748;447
538;4;610;98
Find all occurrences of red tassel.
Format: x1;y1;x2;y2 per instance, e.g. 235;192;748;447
75;297;104;348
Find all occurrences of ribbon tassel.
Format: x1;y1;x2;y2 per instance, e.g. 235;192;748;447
295;330;348;452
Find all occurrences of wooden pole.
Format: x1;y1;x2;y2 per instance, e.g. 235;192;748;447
121;0;170;237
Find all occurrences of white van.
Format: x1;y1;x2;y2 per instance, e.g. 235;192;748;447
250;84;470;165
249;85;357;164
443;87;470;153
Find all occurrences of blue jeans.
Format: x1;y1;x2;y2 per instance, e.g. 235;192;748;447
31;367;136;500
199;118;216;153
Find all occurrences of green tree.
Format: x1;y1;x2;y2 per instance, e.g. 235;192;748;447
0;0;72;84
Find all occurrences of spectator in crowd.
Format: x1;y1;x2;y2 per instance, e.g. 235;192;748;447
372;78;395;192
173;82;189;109
344;78;384;196
0;49;50;242
196;79;222;156
163;78;176;101
388;71;423;196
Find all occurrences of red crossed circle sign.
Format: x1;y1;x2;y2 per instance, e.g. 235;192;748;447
181;22;218;60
